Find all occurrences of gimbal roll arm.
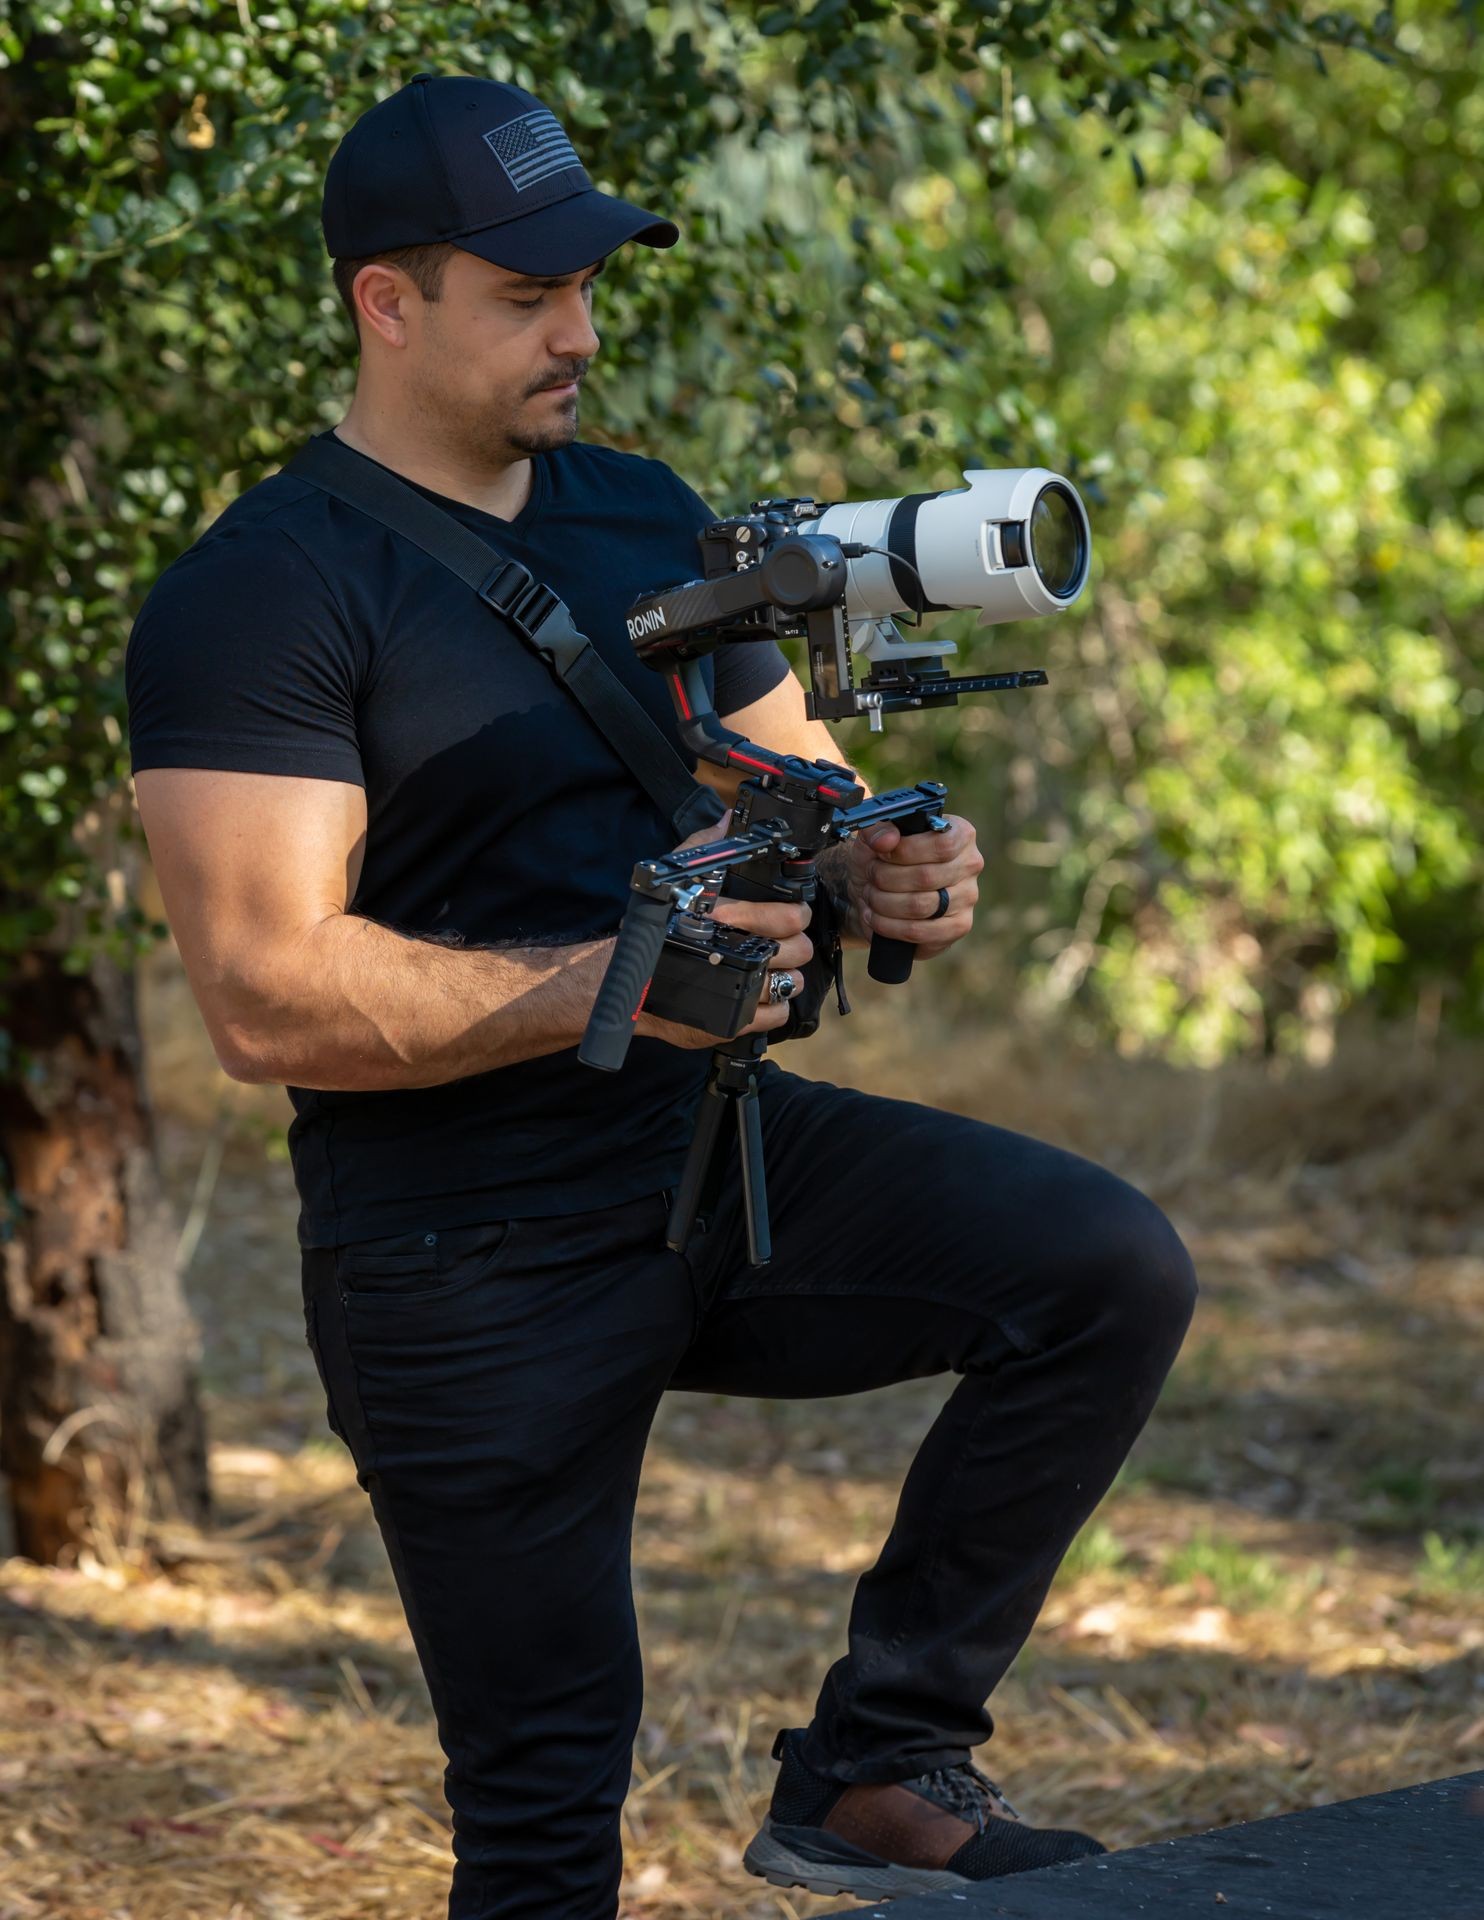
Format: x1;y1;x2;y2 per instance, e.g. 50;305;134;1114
661;655;948;984
662;656;863;802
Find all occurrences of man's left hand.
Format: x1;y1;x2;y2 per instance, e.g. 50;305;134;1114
846;812;984;960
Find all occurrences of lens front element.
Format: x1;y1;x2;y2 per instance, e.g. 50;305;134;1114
1028;484;1083;598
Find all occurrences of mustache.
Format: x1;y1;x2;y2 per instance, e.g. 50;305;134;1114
529;366;588;394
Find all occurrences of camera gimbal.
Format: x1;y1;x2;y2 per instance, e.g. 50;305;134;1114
579;495;1055;1267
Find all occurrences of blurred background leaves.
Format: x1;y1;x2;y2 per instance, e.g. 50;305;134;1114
2;0;1478;1063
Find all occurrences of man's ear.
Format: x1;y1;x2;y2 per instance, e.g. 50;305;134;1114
354;264;412;349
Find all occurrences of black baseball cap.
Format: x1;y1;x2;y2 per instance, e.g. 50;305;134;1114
322;72;679;275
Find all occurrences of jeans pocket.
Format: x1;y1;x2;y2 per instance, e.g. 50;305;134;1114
338;1223;439;1292
336;1219;519;1308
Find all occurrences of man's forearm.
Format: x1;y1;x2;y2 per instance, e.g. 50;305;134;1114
220;912;615;1091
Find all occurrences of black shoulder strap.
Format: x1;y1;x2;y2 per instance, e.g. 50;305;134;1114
283;435;725;840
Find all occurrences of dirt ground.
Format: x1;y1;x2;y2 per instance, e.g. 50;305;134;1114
1;968;1481;1919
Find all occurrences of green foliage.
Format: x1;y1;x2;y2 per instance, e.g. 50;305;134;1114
1412;1530;1484;1598
1359;1459;1441;1529
8;0;1474;1064
795;0;1480;1060
995;7;1484;1057
1054;1518;1128;1584
1162;1528;1295;1610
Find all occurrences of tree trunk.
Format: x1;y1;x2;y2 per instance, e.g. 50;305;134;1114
0;946;210;1564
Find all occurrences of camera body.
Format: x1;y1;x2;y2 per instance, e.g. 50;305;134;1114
645;913;775;1041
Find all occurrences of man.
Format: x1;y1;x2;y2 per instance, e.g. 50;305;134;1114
126;73;1196;1920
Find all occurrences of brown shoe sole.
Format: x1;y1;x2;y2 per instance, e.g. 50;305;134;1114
742;1815;974;1899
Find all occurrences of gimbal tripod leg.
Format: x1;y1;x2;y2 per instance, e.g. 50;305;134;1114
665;1041;774;1266
665;1069;729;1255
735;1069;770;1267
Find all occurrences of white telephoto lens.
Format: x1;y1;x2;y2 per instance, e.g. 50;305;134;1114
809;468;1091;628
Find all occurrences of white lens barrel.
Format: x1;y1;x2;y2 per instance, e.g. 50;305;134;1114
808;468;1091;627
804;494;900;619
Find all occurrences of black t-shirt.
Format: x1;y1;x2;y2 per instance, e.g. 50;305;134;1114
126;434;790;1246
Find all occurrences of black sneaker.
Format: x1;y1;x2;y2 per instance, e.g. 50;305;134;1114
742;1727;1106;1898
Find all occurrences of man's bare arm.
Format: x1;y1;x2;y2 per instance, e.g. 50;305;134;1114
135;768;808;1090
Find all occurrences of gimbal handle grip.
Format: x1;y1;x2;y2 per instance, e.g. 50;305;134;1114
866;807;938;986
580;893;674;1073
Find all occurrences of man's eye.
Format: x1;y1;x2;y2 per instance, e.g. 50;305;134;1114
510;297;544;311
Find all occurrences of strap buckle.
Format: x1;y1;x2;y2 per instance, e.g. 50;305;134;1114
477;559;559;642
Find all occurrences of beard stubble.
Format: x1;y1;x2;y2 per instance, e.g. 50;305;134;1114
411;339;582;469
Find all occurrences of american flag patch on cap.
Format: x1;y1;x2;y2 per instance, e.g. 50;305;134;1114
483;110;582;193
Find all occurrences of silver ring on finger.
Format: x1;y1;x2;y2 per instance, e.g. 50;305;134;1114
929;886;951;921
768;970;799;1004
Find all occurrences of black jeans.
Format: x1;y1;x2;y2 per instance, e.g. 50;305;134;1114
301;1063;1196;1920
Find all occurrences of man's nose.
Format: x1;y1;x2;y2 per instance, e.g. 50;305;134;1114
550;290;600;361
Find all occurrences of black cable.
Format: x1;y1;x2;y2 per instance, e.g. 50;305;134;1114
840;542;924;624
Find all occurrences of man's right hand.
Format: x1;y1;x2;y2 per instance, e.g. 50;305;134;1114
633;810;814;1050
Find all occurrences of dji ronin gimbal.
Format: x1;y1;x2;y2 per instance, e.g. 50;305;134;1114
579;470;1091;1266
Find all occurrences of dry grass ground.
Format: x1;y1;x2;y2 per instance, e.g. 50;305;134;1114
1;977;1481;1919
